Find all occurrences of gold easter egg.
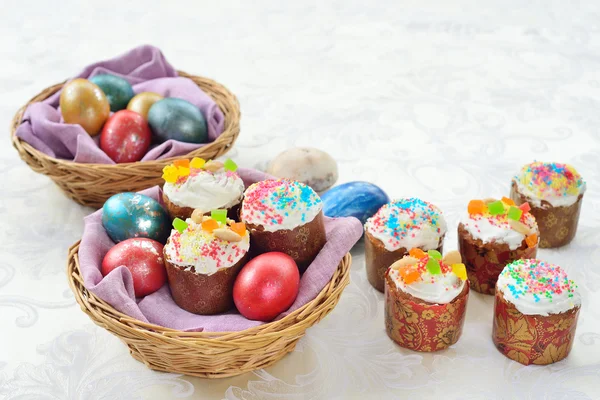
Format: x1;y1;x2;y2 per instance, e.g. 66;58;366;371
127;92;163;120
59;78;110;136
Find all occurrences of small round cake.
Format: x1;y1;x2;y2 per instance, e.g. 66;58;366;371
162;158;244;221
163;214;249;315
240;179;326;272
511;161;586;248
458;197;539;295
385;249;469;352
493;259;581;365
364;198;447;292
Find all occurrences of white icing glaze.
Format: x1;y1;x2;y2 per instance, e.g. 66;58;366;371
164;219;249;276
513;178;584;208
389;266;465;304
163;169;244;210
459;212;538;251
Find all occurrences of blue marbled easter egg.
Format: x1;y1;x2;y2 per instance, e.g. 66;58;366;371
147;98;208;144
102;193;170;244
321;181;390;224
89;74;135;112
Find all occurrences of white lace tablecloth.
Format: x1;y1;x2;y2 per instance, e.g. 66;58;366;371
1;1;599;399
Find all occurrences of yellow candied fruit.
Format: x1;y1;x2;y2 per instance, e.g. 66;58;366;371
177;166;190;177
190;157;206;169
162;165;178;183
452;263;467;280
408;248;427;259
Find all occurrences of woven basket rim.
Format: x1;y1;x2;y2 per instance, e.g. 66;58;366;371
10;70;240;169
67;240;352;339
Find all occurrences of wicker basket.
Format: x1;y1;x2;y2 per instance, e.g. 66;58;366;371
11;71;240;209
67;241;351;378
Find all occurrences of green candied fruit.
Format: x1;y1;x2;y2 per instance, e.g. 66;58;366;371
507;206;523;221
427;249;442;260
223;158;238;172
487;200;505;215
211;209;228;224
173;217;188;233
426;258;442;275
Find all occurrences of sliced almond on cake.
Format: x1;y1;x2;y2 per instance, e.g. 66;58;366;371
213;228;243;242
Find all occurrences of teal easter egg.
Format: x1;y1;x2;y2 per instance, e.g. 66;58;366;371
321;181;390;224
147;98;208;144
90;74;135;112
102;193;170;243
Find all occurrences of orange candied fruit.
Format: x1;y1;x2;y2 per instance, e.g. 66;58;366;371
409;248;427;259
468;199;485;215
201;219;219;233
173;159;190;168
525;233;538;248
230;222;247;236
398;266;421;284
501;196;515;206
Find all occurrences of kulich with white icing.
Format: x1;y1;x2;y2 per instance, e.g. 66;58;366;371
460;197;539;251
164;218;249;276
388;249;467;304
240;179;323;232
496;259;581;316
513;161;586;207
365;198;447;252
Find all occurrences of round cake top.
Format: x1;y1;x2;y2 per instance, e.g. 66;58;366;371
164;215;249;275
365;198;447;252
388;248;467;304
240;179;323;232
162;158;244;210
514;161;585;207
460;197;539;250
497;259;581;316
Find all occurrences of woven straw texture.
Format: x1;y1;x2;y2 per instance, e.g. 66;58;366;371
11;71;241;209
67;241;352;378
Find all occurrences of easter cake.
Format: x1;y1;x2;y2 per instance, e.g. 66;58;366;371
385;249;469;352
240;179;326;273
493;259;581;365
163;211;249;315
510;161;586;248
364;198;447;292
458;197;539;295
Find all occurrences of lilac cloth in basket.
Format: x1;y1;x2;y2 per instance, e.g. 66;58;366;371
78;168;363;332
15;45;225;164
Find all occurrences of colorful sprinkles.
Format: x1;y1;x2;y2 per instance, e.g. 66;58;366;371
516;161;584;199
499;259;578;303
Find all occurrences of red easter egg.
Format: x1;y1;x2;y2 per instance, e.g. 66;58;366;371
100;110;151;163
233;252;300;322
101;238;166;297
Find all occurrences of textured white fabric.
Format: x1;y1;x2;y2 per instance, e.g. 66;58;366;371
1;1;600;399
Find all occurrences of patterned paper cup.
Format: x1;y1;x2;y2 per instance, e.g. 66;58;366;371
384;272;469;352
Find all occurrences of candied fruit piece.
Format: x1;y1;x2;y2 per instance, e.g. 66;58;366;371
177;166;190;177
468;200;485;215
452;263;467;280
501;197;515;206
173;218;188;233
211;209;228;224
427;249;442;260
201;219;219;232
426;258;441;275
173;159;190;168
525;233;538;248
223;158;238;172
230;222;247;236
162;165;178;183
487;200;505;215
409;248;427;259
398;267;421;284
519;202;531;213
190;157;206;169
507;206;523;221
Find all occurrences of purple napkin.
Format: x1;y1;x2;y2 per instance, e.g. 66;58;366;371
15;45;225;163
78;168;363;332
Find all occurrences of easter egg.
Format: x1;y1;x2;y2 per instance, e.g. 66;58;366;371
148;98;208;144
321;181;390;224
59;78;110;136
126;92;163;120
267;147;338;192
101;238;166;297
90;74;135;112
100;110;151;163
233;252;300;322
102;193;170;244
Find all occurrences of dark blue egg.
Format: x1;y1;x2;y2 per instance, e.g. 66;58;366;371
90;74;135;112
321;181;390;225
147;98;208;144
102;193;170;244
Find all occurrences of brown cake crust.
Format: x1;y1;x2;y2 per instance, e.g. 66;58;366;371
510;181;583;248
365;230;444;293
162;191;241;221
163;240;247;315
457;223;537;295
492;288;580;365
245;211;327;273
384;271;469;352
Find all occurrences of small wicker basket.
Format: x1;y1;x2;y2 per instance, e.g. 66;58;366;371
67;242;351;378
11;71;240;209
